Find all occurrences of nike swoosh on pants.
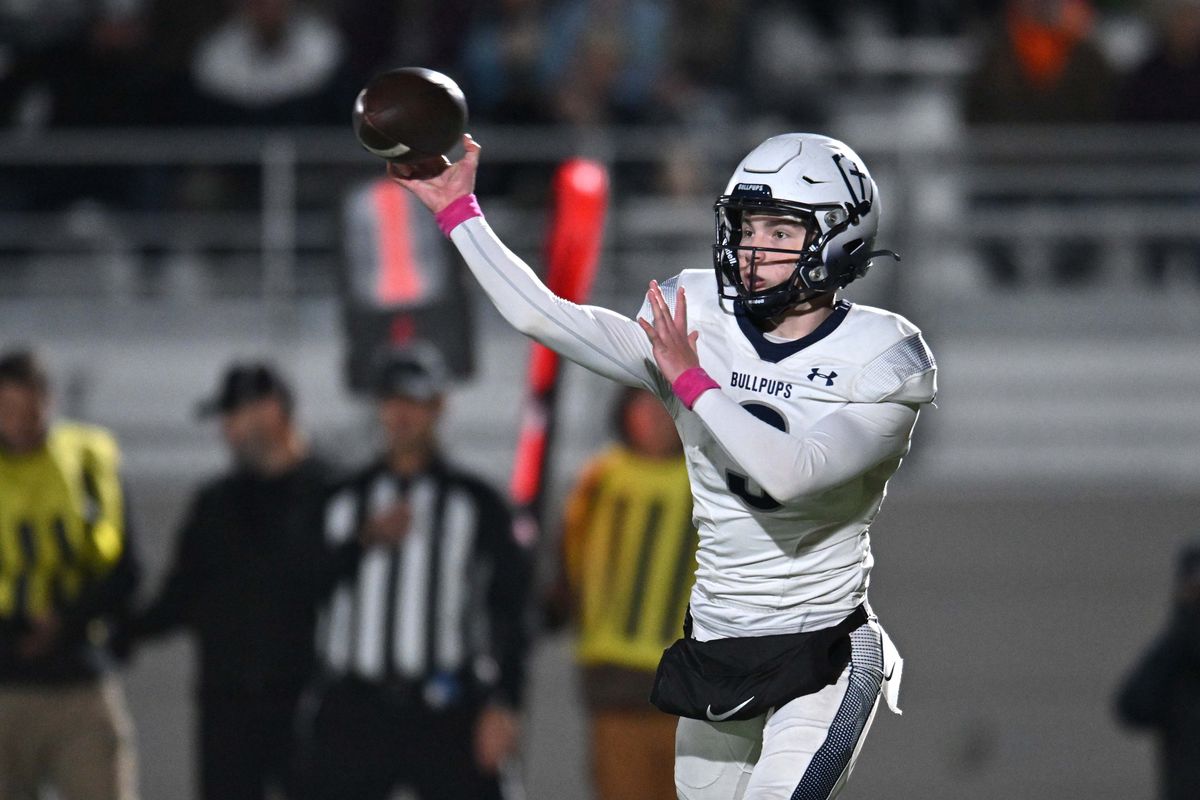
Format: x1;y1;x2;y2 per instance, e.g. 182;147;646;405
705;696;755;721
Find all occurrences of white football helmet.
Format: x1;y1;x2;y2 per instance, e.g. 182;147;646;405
713;133;897;320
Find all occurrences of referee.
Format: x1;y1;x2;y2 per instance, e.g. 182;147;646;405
299;347;533;800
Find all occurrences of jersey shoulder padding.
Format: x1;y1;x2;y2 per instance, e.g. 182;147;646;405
845;305;937;404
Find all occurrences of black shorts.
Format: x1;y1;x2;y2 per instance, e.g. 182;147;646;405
650;605;868;722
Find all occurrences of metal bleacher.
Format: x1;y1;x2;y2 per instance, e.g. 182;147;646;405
1;122;1199;491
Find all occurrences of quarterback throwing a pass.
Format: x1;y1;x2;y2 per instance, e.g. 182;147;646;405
393;132;936;800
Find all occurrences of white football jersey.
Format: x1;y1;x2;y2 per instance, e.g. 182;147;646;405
643;271;935;638
448;218;936;640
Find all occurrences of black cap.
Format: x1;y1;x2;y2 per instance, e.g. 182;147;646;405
197;362;293;418
372;346;449;402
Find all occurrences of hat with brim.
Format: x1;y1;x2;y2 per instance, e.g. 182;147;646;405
197;362;292;418
372;346;449;402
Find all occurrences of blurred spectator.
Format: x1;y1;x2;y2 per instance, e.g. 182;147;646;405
659;0;750;127
871;0;972;36
739;1;833;130
542;0;668;125
187;0;353;126
766;1;971;40
456;0;558;198
336;0;477;98
555;386;696;800
123;362;353;800
0;0;161;129
141;0;227;82
1117;0;1200;123
1116;0;1200;283
963;0;1115;285
172;0;355;212
965;0;1114;124
460;0;555;125
0;1;174;212
298;347;533;800
0;348;141;800
1115;541;1200;800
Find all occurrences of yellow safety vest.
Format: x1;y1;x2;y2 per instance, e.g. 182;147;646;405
0;422;125;619
563;446;697;672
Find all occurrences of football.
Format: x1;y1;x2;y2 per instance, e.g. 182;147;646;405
352;67;468;177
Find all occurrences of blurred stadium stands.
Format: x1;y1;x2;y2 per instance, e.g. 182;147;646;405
2;122;1197;488
2;1;1199;797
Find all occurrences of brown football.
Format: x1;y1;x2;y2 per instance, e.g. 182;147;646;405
352;67;468;170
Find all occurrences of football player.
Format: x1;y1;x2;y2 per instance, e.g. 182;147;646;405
392;132;936;800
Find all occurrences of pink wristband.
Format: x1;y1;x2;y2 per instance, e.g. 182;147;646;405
434;193;482;237
672;367;719;410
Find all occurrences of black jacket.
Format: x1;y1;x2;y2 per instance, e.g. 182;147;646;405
131;456;359;696
1116;608;1200;800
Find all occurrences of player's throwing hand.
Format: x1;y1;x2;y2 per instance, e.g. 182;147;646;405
637;280;699;383
389;133;481;214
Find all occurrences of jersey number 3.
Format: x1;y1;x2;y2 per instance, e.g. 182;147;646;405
725;402;786;512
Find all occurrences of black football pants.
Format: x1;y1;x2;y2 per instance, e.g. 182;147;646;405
297;679;505;800
198;689;301;800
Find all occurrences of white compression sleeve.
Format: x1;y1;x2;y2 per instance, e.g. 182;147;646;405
690;389;919;503
449;216;656;389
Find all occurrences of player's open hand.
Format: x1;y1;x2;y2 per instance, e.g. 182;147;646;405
388;133;480;214
637;280;699;383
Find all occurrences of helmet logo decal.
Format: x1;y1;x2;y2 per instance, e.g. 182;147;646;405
732;183;773;199
833;153;872;219
845;163;868;196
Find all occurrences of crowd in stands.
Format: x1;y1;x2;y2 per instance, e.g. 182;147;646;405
0;0;969;134
1;1;1195;135
1;0;1199;279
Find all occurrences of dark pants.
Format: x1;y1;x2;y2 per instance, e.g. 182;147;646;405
297;678;505;800
198;689;302;800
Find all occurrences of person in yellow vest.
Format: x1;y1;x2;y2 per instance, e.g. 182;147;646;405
560;386;697;800
0;349;140;800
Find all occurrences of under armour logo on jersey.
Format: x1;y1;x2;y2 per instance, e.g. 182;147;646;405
807;368;838;386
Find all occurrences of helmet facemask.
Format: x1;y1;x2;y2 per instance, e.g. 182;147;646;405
713;197;851;321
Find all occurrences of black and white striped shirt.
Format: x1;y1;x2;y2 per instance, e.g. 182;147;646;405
317;458;532;707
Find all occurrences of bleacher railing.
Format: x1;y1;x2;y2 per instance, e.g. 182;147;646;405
2;124;1198;314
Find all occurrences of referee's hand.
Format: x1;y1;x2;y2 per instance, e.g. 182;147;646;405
475;704;520;773
361;503;410;546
